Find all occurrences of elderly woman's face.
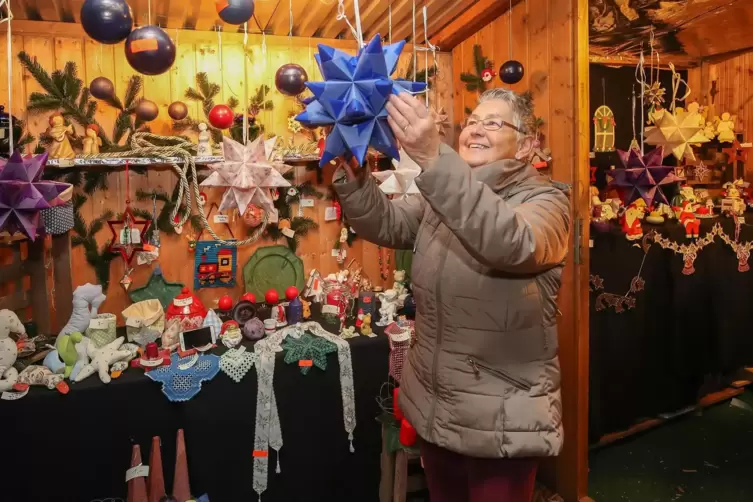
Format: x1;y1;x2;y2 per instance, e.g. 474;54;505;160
458;99;531;167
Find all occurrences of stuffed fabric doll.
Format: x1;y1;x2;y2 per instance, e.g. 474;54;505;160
59;284;106;337
0;309;24;391
74;337;133;384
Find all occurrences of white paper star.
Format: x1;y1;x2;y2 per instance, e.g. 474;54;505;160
372;149;421;199
201;136;291;214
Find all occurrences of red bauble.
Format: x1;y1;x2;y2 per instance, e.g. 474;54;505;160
393;387;404;421
285;286;299;301
264;288;279;305
399;419;417;446
218;295;233;311
241;292;257;303
208;104;234;129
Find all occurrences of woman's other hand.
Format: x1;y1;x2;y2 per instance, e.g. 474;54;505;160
386;92;441;169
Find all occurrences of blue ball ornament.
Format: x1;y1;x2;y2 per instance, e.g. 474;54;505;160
80;0;133;44
125;25;176;76
499;60;525;85
215;0;255;25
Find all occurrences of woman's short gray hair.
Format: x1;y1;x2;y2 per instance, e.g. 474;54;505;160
478;88;536;140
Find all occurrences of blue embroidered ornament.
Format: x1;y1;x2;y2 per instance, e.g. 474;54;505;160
146;353;220;402
295;34;427;168
194;240;237;289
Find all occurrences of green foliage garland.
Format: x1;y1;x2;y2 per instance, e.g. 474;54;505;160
459;45;493;93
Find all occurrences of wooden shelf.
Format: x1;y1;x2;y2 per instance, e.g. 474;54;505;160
45;156;224;168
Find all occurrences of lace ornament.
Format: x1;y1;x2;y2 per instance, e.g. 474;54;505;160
146;353;220;402
220;347;258;383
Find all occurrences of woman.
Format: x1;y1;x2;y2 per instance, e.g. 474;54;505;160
334;88;570;502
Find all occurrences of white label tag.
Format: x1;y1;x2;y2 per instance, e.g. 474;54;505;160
125;465;149;482
589;152;596;159
174;297;193;307
324;207;339;221
2;388;29;400
390;331;411;342
89;318;110;330
589;239;594;248
365;332;377;338
213;214;229;224
331;248;340;257
281;228;295;238
125;317;142;328
322;305;338;315
300;198;315;208
741;142;752;148
178;353;199;370
268;208;279;224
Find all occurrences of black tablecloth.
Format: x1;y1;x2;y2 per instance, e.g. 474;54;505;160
2;318;389;502
589;216;753;441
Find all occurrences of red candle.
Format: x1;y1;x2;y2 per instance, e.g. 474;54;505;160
145;342;159;360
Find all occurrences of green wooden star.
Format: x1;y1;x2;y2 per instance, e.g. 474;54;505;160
128;266;184;309
282;333;337;375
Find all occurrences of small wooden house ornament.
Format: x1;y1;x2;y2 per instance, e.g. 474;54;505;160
593;105;615;152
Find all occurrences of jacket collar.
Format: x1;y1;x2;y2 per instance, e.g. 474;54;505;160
472;158;540;192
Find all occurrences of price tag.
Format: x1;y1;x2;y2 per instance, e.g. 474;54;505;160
589;239;594;248
130;38;158;54
125;317;142;328
299;360;313;367
331;248;347;258
300;198;315;208
742;142;752;148
174;297;193;307
324;206;339;221
589;152;596;159
215;0;230;13
322;305;338;315
89;318;110;330
281;228;295;238
253;450;268;458
267;208;279;224
213;214;229;224
125;465;149;482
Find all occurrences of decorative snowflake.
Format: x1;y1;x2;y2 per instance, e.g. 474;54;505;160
288;116;303;134
282;333;337;375
694;161;710;182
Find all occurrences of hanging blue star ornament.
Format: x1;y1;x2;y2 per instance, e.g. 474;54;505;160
296;34;427;167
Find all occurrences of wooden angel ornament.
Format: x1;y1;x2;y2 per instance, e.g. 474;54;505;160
82;124;102;155
47;113;75;160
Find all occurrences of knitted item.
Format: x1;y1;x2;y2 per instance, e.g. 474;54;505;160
220;347;258;383
40;201;74;235
85;313;117;348
146;353;220;402
386;322;414;383
252;322;356;499
282;333;337;375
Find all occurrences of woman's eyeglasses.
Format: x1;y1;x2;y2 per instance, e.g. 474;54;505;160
463;118;522;132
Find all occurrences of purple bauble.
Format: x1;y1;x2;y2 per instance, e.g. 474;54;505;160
125;25;176;76
275;64;308;97
81;0;133;44
242;317;265;341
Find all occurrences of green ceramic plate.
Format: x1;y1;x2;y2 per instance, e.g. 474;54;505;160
243;245;305;300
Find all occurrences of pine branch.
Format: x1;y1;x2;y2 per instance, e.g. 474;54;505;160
472;44;485;76
227;96;240;110
83;171;109;194
100;93;124;111
123;76;142;110
18;52;63;98
184;88;204;102
78;87;91;113
291;216;318;235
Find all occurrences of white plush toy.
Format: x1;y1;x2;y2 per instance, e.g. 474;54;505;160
73;336;132;384
59;284;106;337
0;309;25;391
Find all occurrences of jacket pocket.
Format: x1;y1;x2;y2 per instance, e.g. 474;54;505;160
467;357;532;392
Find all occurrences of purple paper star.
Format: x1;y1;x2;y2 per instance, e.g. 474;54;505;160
609;146;682;207
0;151;72;240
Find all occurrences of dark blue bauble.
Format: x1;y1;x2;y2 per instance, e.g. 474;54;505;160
80;0;133;44
499;60;525;85
216;0;255;25
124;25;176;76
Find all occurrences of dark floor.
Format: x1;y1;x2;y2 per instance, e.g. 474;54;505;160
589;390;753;502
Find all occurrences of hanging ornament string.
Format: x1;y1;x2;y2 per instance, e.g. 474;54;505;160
423;6;437;108
124;161;131;205
243;22;249;145
1;3;13;155
635;47;646;154
216;26;223;75
81;133;268;246
388;1;392;44
147;0;152;25
336;0;364;48
669;62;691;113
509;0;513;61
412;0;417;82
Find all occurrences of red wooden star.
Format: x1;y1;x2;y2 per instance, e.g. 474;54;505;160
722;139;751;163
590;166;597;184
108;207;152;263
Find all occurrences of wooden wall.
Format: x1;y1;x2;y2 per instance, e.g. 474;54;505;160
0;21;453;323
688;53;753;148
452;1;591;501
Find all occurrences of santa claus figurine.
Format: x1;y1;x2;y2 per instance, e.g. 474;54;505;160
621;203;644;241
679;200;701;239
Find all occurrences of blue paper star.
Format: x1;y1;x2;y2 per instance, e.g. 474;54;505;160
296;34;427;167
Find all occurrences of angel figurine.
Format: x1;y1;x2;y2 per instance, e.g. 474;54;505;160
82;124;102;155
716;112;736;143
376;289;400;327
197;123;212;156
47;113;75;160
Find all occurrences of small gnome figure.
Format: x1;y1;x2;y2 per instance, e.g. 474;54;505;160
47;113;75;160
679;200;701;239
270;302;287;328
82;124;102;155
620;203;644;241
355;308;364;329
196;123;212;156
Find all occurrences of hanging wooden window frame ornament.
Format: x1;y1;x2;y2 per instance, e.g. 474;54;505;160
193;203;238;290
593;105;616;153
108;162;152;264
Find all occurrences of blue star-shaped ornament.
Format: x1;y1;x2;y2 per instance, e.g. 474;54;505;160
296;34;427;167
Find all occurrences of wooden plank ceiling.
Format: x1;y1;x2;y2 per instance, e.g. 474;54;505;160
590;0;753;64
6;0;505;49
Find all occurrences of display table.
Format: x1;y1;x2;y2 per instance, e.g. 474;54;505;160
0;320;390;502
589;216;753;442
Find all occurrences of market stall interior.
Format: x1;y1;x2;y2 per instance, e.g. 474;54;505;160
588;0;753;500
0;0;593;501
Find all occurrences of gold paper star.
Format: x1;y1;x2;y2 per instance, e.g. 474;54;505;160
432;107;450;137
288;116;303;134
644;109;709;161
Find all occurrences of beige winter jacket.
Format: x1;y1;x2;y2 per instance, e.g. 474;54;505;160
334;144;571;458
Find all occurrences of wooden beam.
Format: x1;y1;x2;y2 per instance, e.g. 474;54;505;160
390;0;451;43
297;0;337;38
430;0;524;51
319;0;353;40
355;0;389;43
0;290;28;311
270;0;310;36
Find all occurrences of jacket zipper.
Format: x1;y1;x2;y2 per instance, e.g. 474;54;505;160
425;231;453;438
467;357;532;392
